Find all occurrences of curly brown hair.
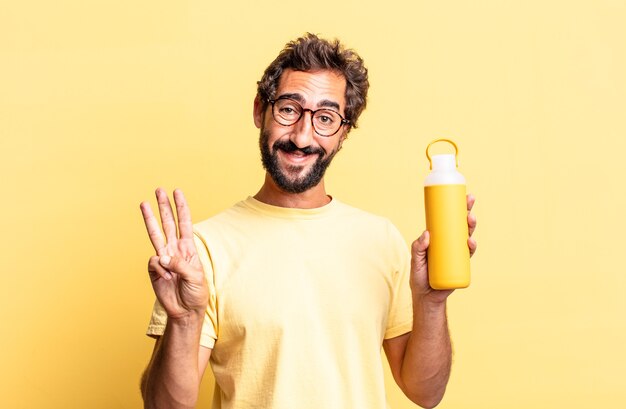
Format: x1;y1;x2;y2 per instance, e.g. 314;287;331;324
257;33;369;130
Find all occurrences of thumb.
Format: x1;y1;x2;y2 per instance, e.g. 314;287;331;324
412;230;430;256
410;230;430;274
159;255;190;277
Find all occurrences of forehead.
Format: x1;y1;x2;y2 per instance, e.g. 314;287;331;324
276;69;347;110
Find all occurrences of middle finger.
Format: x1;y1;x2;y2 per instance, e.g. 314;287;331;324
156;188;178;244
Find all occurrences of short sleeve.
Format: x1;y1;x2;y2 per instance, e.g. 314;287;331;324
145;233;218;349
383;222;413;339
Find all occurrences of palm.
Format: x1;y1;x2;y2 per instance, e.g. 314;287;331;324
140;188;208;318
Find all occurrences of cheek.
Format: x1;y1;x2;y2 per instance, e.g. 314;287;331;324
264;128;283;148
263;122;296;146
323;137;343;153
261;127;290;154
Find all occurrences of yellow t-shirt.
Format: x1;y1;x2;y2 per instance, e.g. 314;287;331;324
147;197;413;409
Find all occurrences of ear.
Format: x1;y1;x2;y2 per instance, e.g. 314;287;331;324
253;96;265;129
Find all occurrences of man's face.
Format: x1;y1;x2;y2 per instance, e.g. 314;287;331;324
254;69;348;194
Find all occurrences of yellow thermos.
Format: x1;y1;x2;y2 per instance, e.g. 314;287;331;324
424;139;470;289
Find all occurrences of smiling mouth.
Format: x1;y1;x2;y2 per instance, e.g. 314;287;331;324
271;138;326;167
279;148;317;163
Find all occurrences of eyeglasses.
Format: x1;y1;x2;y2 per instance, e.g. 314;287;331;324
268;97;350;137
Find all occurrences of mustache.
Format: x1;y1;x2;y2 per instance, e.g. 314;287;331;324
273;139;325;156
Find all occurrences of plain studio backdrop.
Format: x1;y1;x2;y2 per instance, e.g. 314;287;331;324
1;1;625;407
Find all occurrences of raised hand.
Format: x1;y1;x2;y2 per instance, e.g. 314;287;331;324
410;194;478;303
140;188;208;319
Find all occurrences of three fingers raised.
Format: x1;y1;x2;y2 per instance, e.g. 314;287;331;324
140;188;193;255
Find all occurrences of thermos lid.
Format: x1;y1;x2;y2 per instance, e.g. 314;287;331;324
431;154;457;171
424;139;465;185
426;139;459;170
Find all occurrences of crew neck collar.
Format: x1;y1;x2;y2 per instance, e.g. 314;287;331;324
241;196;339;219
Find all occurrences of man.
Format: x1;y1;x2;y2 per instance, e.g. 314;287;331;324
140;33;477;409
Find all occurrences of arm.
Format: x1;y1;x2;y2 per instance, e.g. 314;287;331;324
384;194;477;408
141;329;212;409
383;298;451;409
139;188;211;409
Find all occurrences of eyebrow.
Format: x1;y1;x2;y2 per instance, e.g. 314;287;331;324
277;93;342;112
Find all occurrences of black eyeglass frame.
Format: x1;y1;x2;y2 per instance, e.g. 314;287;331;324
267;97;350;137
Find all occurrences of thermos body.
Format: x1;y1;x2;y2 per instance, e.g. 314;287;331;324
424;184;470;289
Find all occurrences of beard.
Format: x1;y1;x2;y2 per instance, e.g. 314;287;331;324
259;129;339;194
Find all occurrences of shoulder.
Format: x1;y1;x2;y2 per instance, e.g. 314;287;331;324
331;199;406;246
333;199;398;229
192;200;253;239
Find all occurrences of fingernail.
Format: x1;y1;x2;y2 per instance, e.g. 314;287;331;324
160;255;171;266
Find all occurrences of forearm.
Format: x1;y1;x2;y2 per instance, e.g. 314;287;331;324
141;312;204;409
400;298;452;408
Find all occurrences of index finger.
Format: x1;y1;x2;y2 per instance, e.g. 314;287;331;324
173;189;193;239
140;201;166;255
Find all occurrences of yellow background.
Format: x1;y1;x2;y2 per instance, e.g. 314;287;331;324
2;0;625;407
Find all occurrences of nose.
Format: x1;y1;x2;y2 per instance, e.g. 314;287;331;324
289;110;315;149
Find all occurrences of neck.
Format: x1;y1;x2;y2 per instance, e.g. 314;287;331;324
254;173;331;209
